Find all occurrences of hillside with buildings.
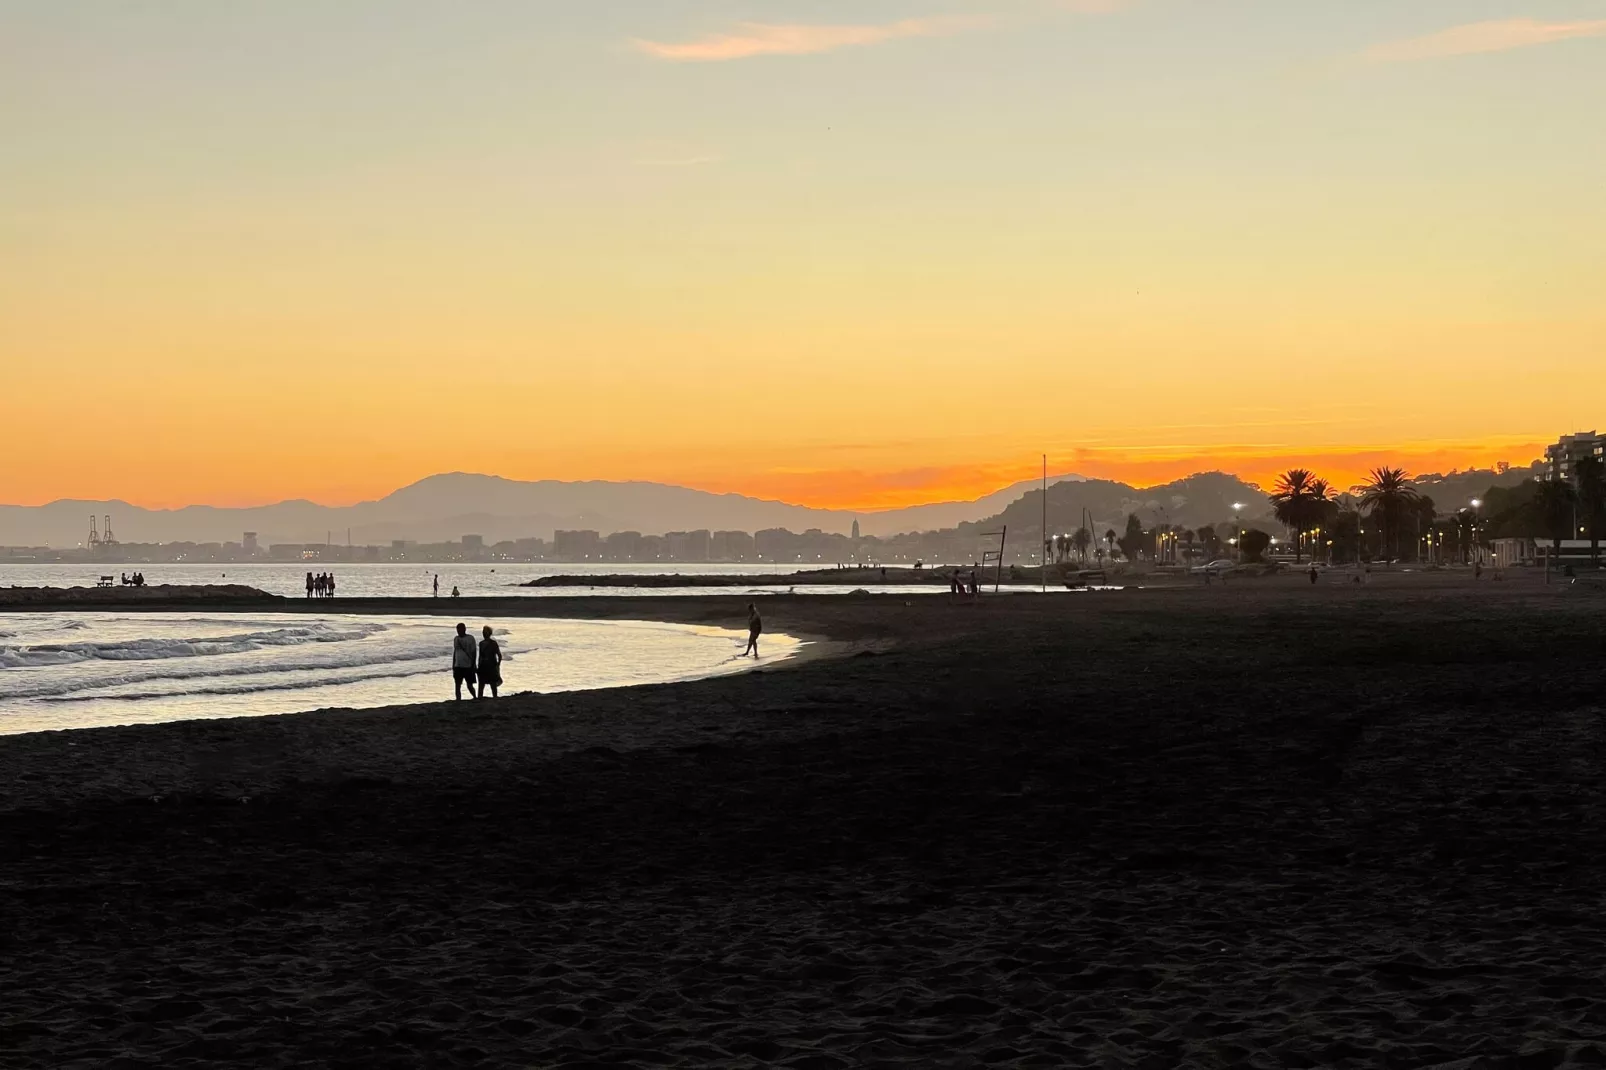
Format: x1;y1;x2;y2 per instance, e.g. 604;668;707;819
7;445;1585;568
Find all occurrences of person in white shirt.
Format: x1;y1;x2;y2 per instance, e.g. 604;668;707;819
451;623;478;700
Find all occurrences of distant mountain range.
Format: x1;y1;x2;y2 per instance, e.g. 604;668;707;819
0;465;1537;549
981;471;1272;540
858;473;1087;535
2;475;848;549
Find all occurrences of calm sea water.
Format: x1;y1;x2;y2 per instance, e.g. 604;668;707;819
0;562;956;599
0;612;801;735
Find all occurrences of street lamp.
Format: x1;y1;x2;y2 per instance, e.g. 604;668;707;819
1232;503;1245;562
1470;499;1483;568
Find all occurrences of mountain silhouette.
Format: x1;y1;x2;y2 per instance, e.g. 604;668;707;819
2;470;1279;548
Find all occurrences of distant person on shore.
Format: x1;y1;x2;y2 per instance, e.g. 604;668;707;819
451;585;461;598
452;623;478;700
327;573;336;598
433;574;440;598
743;603;763;658
306;572;314;598
477;626;502;698
968;570;979;598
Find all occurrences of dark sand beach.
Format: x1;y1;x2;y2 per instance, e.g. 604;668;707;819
521;566;1041;588
4;578;1606;1068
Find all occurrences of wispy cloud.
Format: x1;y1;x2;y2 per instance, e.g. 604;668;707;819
633;14;994;62
634;154;723;168
1363;17;1606;63
1057;0;1131;12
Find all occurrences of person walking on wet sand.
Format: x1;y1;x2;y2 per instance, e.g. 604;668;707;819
477;626;503;699
433;574;439;598
452;623;478;700
743;603;763;658
306;572;314;599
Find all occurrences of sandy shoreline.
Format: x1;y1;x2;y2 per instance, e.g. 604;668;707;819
4;580;1606;1067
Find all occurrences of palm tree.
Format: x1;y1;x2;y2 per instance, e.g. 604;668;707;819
1456;509;1476;564
1072;527;1092;562
1309;479;1336;561
1357;467;1419;565
1268;468;1327;563
1104;528;1117;560
1575;456;1605;565
1534;478;1577;573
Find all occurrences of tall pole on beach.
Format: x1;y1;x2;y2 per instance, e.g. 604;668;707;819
1042;455;1047;593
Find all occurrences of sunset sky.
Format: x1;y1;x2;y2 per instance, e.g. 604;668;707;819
3;1;1602;510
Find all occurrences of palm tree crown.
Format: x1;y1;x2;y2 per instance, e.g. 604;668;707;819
1356;467;1420;563
1358;466;1419;513
1268;468;1332;562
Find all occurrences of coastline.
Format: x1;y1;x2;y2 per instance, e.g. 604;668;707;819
5;582;1606;1066
0;594;899;806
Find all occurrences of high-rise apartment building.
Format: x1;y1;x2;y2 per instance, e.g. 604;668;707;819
1543;432;1605;482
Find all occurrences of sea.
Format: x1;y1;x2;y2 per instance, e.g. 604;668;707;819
0;562;952;599
0;611;801;735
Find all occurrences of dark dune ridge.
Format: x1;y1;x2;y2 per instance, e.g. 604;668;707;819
520;566;1038;588
0;584;280;606
3;582;1606;1068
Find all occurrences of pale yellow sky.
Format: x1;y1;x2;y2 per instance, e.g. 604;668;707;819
2;1;1602;508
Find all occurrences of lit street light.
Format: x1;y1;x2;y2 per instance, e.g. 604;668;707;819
1470;498;1484;568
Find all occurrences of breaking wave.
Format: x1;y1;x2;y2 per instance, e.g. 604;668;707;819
0;622;387;670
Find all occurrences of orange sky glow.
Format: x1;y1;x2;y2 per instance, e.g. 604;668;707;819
2;5;1600;518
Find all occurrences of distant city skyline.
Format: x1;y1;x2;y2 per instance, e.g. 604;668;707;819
0;441;1554;513
4;3;1600;509
0;449;1550;515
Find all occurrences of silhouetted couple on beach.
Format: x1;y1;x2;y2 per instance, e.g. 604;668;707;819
452;623;503;700
950;570;979;599
305;572;336;599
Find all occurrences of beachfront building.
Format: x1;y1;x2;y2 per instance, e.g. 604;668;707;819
1534;539;1601;566
605;531;643;560
553;529;602;559
1490;537;1535;568
711;530;755;561
1542;432;1605;482
664;530;711;562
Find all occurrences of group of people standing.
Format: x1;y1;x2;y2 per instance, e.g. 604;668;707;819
451;623;503;700
305;572;337;598
949;570;980;598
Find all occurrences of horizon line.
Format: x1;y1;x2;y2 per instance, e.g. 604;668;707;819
0;459;1545;515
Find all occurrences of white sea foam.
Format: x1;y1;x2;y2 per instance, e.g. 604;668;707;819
0;611;799;734
0;622;387;668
